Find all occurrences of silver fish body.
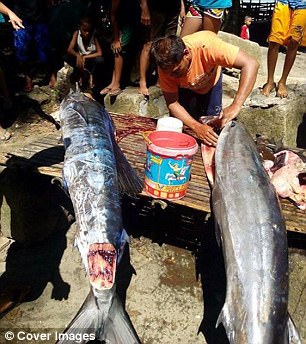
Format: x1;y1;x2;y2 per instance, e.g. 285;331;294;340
213;121;300;344
58;90;142;344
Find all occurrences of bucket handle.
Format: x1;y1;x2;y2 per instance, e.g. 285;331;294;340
142;131;154;145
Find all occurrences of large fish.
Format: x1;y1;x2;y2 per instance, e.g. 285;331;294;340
212;121;301;343
57;90;142;344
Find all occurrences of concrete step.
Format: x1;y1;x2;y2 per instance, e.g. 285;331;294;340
104;86;169;119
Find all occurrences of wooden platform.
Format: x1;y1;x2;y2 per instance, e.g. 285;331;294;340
0;113;305;235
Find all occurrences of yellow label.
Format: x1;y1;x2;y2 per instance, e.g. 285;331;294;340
151;156;163;164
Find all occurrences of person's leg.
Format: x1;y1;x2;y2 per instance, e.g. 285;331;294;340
262;1;289;96
202;9;224;34
139;41;151;96
13;22;33;92
277;7;306;97
138;9;164;96
262;41;280;96
107;54;123;95
277;38;299;97
180;5;203;37
202;15;221;33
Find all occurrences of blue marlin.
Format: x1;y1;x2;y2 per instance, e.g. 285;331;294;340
212;121;301;344
57;90;142;343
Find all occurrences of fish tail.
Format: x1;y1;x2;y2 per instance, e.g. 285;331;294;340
112;137;144;196
56;289;141;344
287;314;301;344
216;304;234;343
103;290;141;343
56;290;99;344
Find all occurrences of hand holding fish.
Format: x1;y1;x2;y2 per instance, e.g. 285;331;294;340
193;121;219;146
218;102;242;127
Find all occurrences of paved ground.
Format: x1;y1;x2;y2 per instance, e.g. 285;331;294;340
0;46;305;344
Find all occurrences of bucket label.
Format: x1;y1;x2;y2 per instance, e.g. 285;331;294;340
145;151;194;199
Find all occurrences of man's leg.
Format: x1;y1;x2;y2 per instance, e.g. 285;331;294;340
139;41;151;96
262;41;280;96
262;1;288;96
277;7;306;97
277;38;299;97
180;6;202;37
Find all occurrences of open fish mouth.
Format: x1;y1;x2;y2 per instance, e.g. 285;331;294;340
87;243;117;290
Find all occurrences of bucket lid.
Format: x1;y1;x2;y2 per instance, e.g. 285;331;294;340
147;131;198;157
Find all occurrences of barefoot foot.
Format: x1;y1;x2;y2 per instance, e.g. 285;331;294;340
138;81;149;97
261;82;276;96
276;82;288;98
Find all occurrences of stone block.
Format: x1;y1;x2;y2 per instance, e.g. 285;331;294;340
104;86;169;118
238;84;306;148
0;196;11;239
218;31;262;72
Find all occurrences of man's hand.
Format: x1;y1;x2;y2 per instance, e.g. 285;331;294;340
111;40;122;56
76;54;84;68
193;122;219;146
219;103;242;127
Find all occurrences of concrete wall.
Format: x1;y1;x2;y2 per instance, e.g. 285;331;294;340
104;86;169;118
239;84;306;147
218;31;263;72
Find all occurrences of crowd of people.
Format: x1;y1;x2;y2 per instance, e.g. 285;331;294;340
0;0;305;143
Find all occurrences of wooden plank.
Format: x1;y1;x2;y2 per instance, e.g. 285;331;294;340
0;112;305;234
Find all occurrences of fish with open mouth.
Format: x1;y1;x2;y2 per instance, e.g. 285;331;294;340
57;90;143;343
211;121;301;343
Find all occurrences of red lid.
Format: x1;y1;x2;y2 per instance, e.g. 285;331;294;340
147;131;198;157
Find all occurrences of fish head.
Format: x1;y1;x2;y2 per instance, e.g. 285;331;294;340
60;89;98;125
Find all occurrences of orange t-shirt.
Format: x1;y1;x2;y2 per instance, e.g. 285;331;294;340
158;31;239;95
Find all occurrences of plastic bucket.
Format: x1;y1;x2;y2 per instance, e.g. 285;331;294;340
156;117;183;133
144;131;198;200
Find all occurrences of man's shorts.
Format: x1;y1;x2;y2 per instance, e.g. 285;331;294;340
186;5;224;20
13;21;49;62
268;1;306;46
179;73;223;119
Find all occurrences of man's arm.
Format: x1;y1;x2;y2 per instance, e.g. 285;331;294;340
220;49;259;126
164;91;219;146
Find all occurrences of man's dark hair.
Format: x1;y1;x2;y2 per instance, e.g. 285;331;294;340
151;35;186;70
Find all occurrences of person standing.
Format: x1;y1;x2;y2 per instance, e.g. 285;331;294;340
138;0;184;97
11;0;50;92
240;15;252;40
180;0;232;37
0;2;24;141
261;0;306;98
99;0;140;96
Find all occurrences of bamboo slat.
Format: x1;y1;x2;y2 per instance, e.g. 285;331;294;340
0;112;305;234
